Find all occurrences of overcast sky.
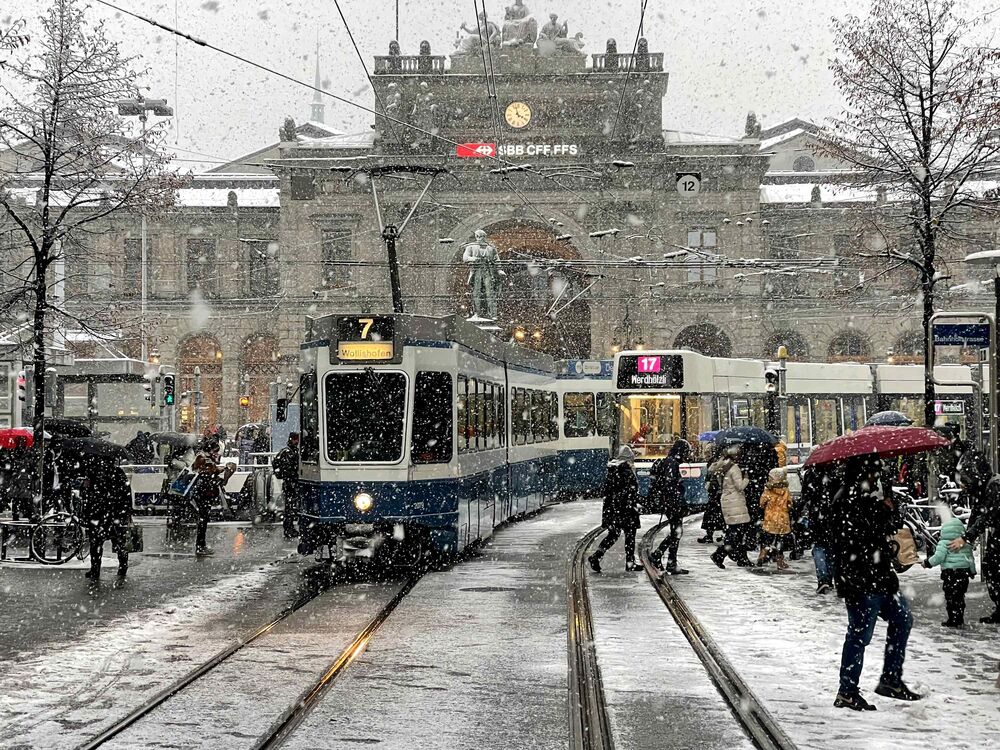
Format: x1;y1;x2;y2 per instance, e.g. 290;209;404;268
4;1;997;170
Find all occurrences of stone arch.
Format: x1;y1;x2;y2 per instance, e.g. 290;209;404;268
177;333;223;433
673;323;732;357
449;217;592;357
893;330;924;364
763;329;809;361
827;329;871;362
239;333;280;424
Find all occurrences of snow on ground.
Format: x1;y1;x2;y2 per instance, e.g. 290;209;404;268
0;561;292;749
282;501;603;750
653;521;1000;750
588;514;755;749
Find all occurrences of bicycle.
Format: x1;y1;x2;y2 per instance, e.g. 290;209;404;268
28;510;90;565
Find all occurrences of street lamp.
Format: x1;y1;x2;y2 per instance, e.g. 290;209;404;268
116;96;173;362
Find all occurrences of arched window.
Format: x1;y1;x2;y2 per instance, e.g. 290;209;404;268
674;323;732;358
793;155;816;172
177;334;223;433
763;330;809;360
827;330;871;362
240;334;280;424
892;331;924;364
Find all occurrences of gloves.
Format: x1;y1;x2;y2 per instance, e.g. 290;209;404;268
922;559;931;569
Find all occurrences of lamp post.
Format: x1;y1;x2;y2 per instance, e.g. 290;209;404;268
964;249;1000;471
116;96;173;362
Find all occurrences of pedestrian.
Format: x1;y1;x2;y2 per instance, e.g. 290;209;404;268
923;511;977;627
710;447;753;568
190;437;235;557
648;438;691;575
829;456;921;711
124;430;155;465
81;459;132;581
934;423;970;487
801;463;840;594
697;443;726;544
5;437;35;522
757;442;792;570
272;432;301;539
588;445;641;573
947;450;1000;624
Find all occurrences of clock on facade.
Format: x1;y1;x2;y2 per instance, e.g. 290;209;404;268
505;101;532;128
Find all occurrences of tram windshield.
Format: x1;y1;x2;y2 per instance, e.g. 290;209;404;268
325;371;406;462
618;394;710;460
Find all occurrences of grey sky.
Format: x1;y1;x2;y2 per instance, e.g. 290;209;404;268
4;1;996;169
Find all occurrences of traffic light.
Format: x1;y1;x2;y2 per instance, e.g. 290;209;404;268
275;397;288;422
238;395;250;408
764;368;779;395
16;371;26;402
162;374;175;406
143;377;153;402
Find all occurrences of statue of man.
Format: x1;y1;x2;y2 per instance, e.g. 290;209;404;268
540;13;567;40
463;229;502;320
459;12;500;52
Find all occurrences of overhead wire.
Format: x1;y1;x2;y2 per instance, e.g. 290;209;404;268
609;0;649;141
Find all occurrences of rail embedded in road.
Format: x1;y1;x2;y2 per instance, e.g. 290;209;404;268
568;527;614;750
639;524;798;750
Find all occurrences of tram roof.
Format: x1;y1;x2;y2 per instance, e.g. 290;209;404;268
304;313;556;372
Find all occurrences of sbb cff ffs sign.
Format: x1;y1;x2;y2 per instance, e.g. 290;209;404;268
456;142;496;158
616;354;685;390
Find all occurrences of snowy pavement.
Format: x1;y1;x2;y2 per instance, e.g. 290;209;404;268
653;521;1000;750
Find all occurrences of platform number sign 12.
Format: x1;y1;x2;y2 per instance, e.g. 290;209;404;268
676;172;701;195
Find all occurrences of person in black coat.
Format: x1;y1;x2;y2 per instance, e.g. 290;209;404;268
648;439;691;574
588;445;640;573
828;456;921;711
948;450;1000;623
272;432;301;539
801;463;840;594
697;443;726;543
82;459;132;581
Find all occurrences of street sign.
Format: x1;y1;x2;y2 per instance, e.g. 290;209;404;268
935;400;965;416
676;172;701;195
456;142;496;158
932;323;991;348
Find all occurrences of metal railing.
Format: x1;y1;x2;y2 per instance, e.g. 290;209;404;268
590;52;664;72
373;55;447;74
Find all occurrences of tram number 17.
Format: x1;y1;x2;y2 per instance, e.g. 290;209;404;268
637;356;661;373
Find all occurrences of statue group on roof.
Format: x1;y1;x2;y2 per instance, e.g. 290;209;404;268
454;2;585;56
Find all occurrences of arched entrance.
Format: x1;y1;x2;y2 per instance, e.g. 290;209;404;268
674;324;732;357
827;330;871;362
240;334;279;424
763;330;809;360
451;220;591;357
177;334;223;433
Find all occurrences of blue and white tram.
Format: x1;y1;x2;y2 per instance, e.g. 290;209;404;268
554;359;616;496
296;313;559;564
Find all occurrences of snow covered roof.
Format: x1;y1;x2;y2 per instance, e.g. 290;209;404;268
662;129;742;145
760;183;876;204
298;131;376;149
759;128;813;151
175;187;280;207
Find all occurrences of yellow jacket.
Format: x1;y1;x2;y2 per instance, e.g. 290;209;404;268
760;442;791;535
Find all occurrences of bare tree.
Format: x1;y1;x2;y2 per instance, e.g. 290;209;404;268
824;0;1000;426
0;0;176;483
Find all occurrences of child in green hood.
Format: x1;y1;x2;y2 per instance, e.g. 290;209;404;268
924;515;977;627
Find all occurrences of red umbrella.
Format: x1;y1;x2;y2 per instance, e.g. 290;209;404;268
0;428;34;450
804;425;949;467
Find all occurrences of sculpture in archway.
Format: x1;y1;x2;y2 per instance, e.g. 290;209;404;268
462;229;502;320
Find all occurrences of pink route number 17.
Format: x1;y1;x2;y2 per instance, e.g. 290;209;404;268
637;356;661;373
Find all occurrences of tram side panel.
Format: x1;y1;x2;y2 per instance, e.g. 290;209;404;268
507;365;560;516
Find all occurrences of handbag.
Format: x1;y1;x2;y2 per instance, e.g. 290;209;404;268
168;469;198;497
124;524;144;553
893;527;919;571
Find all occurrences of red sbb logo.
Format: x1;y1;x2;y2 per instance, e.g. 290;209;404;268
455;142;496;158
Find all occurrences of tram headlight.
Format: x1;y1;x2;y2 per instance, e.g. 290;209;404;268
353;492;374;513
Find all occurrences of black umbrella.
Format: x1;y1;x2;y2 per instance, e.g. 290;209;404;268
713;426;778;447
865;410;913;427
54;436;127;459
150;431;199;448
45;418;92;438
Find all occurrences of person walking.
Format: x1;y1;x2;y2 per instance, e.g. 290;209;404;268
924;512;977;627
272;432;301;539
829;456;921;711
801;464;840;594
81;459;132;581
648;439;691;575
710;448;753;568
588;446;641;573
190;437;235;557
5;437;35;522
697;443;726;544
947;450;1000;624
757;442;792;570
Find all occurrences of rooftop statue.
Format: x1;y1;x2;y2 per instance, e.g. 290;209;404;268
463;229;503;321
455;12;500;55
502;0;537;48
539;13;568;40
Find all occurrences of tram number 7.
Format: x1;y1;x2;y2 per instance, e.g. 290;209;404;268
359;318;374;339
637;356;661;373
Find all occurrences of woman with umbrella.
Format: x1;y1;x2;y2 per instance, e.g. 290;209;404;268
709;445;753;568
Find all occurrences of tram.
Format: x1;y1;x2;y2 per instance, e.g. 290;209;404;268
296;313;560;564
554;359;616;496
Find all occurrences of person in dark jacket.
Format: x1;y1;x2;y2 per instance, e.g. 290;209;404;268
801;464;840;594
82;459;132;581
828;456;921;711
697;443;726;543
190;437;235;556
272;432;301;539
4;437;35;521
124;431;155;465
648;439;691;574
589;446;641;573
947;449;1000;624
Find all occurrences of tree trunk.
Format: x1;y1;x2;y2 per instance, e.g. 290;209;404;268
922;234;936;429
31;256;47;503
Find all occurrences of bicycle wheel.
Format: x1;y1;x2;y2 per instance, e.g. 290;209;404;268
29;513;87;565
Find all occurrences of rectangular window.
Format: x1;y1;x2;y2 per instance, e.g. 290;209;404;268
186;238;218;297
513;388;528;446
411;371;453;464
62;236;90;298
290;174;316;200
300;371;319;464
812;398;840;446
324;371;406;462
596;393;617;436
548;391;559;441
467;378;480;451
686;229;718;284
498;386;506;447
563;392;596;438
458;375;469;453
123;238;142;298
247;240;279;296
485;382;496;450
532;390;549;443
321;224;352;289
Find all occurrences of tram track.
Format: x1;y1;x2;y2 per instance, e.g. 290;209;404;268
76;572;419;750
568;527;614;750
639;523;798;750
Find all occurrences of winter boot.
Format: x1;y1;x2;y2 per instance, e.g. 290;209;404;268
874;681;923;701
980;610;1000;624
648;549;663;569
663;562;689;575
775;554;790;571
587;553;602;574
195;547;216;557
624;560;641;572
941;619;964;628
756;548;769;567
834;693;877;711
695;535;712;544
710;549;726;569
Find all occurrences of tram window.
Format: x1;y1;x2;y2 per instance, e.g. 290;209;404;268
325;371;406;462
512;389;525;445
548;391;559;440
596;393;616;436
457;375;469;453
784;399;811;447
485;382;496;450
468;378;480;451
498;386;506;447
532;390;547;442
299;371;319;464
411;371;453;464
564;392;597;438
842;397;865;432
813;398;840;445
